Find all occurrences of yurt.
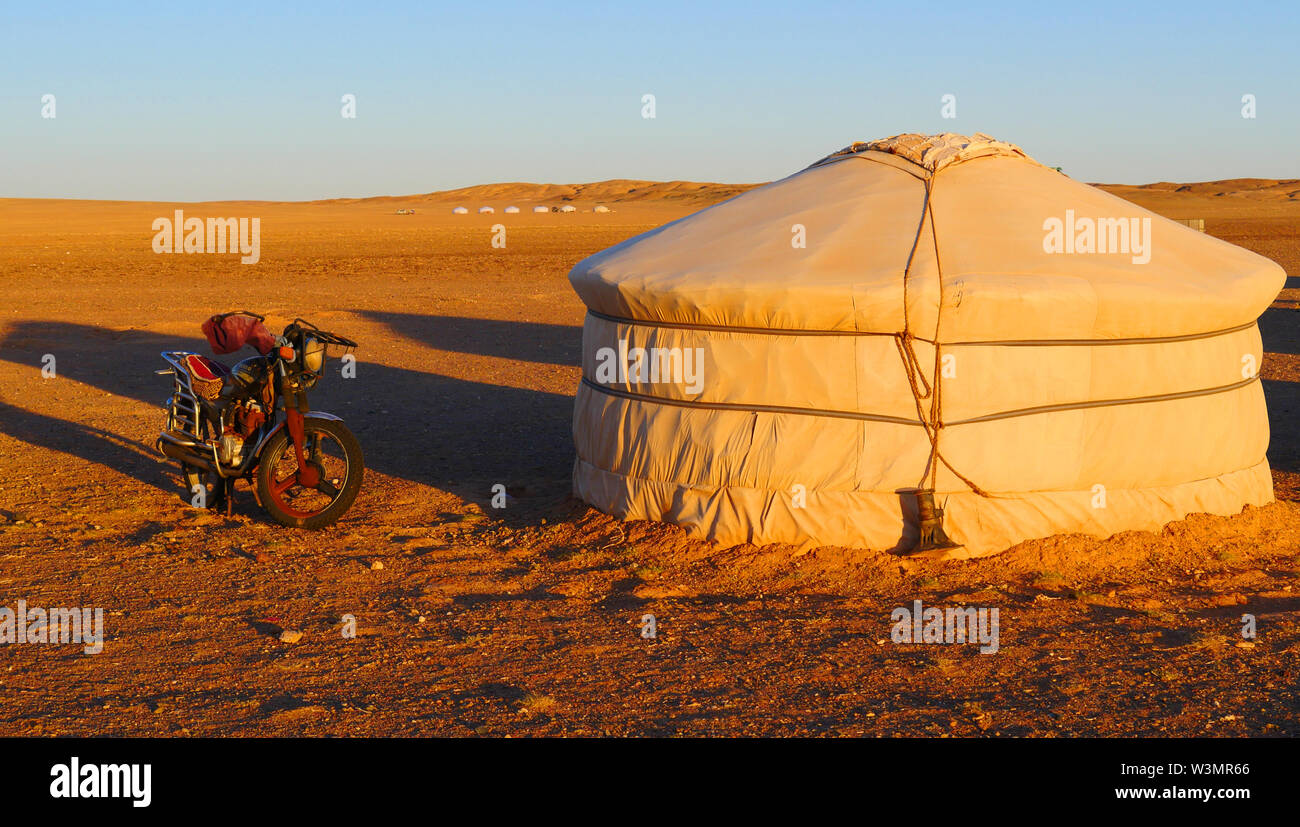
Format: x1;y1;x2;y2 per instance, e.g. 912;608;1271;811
478;206;495;214
452;206;469;215
568;133;1284;558
533;206;550;213
594;205;611;213
559;205;576;213
505;205;521;214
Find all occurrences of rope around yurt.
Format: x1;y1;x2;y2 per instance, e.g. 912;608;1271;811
895;178;993;505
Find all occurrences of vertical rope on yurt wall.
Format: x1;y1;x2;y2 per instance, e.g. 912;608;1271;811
896;178;938;488
897;172;993;500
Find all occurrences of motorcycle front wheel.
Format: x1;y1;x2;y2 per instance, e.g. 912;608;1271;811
255;419;364;529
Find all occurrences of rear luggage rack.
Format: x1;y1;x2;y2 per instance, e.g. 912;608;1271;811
157;351;222;471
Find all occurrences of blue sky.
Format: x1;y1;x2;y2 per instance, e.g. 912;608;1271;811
3;0;1297;200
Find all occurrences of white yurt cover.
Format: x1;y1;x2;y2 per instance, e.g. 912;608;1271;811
568;133;1284;556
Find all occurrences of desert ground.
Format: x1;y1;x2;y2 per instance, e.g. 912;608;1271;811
0;177;1297;736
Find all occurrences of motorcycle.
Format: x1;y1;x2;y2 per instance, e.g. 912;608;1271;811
155;311;364;529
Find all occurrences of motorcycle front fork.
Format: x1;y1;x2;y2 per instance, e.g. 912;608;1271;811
283;391;319;488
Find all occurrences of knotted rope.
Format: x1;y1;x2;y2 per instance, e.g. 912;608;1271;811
897;178;992;499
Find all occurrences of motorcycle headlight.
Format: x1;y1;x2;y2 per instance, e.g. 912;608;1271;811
302;335;325;373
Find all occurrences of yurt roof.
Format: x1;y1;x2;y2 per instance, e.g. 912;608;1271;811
811;132;1032;174
569;133;1283;341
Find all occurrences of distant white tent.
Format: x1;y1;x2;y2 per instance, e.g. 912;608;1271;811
504;205;520;214
559;205;576;213
452;206;469;215
533;206;550;213
478;206;495;214
593;205;611;213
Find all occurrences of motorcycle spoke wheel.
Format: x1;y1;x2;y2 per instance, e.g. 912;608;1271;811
265;431;350;520
182;464;221;509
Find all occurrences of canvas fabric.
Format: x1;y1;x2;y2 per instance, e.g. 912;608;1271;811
568;134;1284;556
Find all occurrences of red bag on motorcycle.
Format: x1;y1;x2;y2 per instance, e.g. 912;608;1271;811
201;312;275;356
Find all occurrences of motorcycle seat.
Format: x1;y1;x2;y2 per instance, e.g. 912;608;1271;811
183;354;230;381
182;354;231;401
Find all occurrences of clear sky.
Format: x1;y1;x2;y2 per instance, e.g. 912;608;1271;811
3;0;1298;201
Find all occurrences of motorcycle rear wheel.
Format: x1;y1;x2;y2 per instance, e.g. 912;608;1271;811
181;463;222;509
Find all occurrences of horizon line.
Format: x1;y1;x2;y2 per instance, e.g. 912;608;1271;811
2;175;1296;206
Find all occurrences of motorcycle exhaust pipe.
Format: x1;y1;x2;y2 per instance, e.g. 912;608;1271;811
158;438;220;473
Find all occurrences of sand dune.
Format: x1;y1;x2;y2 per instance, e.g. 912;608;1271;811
411;175;1300;207
337;179;761;206
350;176;1300;208
1102;178;1300;200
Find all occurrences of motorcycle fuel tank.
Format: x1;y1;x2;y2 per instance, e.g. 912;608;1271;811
230;356;272;394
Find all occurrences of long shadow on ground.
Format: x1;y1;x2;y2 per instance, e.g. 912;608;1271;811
0;319;580;494
356;310;581;367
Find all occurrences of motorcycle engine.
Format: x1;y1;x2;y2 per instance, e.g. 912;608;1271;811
213;355;273;466
218;399;267;466
218;432;244;466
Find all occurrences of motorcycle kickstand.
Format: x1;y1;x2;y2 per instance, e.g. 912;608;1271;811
223;477;234;518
